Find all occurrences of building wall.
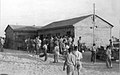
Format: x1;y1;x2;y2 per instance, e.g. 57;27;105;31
5;26;15;49
74;15;112;47
13;31;37;50
38;26;74;38
5;26;38;50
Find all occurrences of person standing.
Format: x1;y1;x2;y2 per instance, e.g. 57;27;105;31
0;38;4;52
50;37;54;53
59;37;63;54
39;43;48;61
63;47;76;75
68;36;72;46
35;36;42;55
73;46;83;75
106;46;112;68
78;36;82;52
53;43;59;63
91;43;97;63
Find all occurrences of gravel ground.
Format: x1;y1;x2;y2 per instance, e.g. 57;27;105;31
0;49;119;75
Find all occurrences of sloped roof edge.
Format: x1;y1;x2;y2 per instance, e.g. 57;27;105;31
5;25;42;32
39;14;113;30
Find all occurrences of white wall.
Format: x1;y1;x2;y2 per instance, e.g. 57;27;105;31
74;15;112;48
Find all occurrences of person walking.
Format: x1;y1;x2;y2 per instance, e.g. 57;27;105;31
73;46;83;75
106;46;112;68
63;48;76;75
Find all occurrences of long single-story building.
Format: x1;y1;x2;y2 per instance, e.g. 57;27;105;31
38;14;113;47
4;25;42;50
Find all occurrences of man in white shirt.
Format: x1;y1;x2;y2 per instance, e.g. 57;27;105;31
35;36;42;54
73;46;83;75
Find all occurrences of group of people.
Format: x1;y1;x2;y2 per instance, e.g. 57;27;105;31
90;39;113;68
25;36;84;75
63;46;83;75
25;35;113;75
25;35;75;62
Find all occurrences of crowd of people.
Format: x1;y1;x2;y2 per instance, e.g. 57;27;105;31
0;35;113;75
24;35;113;75
25;35;75;61
25;35;84;75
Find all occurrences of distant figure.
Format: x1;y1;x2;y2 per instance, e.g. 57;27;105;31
53;43;59;63
73;46;83;75
25;38;31;53
63;47;76;75
91;43;97;63
68;36;72;46
50;37;54;53
35;36;42;55
59;37;63;54
39;43;48;61
0;38;4;52
109;39;113;50
106;46;112;68
78;36;82;52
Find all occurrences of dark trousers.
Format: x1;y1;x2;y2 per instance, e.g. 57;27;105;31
0;45;3;52
106;56;112;68
91;51;96;63
39;52;47;61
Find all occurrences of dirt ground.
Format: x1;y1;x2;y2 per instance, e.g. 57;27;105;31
0;49;119;75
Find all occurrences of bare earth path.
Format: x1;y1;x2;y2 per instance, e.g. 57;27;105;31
0;49;119;75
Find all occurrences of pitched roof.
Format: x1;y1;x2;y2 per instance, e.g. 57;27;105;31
40;14;113;30
41;14;92;30
6;25;42;32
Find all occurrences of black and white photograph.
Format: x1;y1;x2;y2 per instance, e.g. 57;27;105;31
0;0;120;75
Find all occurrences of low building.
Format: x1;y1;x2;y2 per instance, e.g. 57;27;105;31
4;14;114;50
4;25;42;50
38;14;113;47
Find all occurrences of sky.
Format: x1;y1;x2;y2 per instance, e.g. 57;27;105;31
0;0;120;38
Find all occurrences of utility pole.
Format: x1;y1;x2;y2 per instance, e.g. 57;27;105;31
119;20;120;58
93;3;97;63
93;3;95;45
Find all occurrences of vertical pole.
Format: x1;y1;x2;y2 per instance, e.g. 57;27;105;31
93;3;96;63
93;3;95;45
119;20;120;60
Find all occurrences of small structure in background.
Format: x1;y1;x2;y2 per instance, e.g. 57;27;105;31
4;25;42;50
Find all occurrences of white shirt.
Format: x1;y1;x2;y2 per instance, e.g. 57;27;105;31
0;39;4;45
75;51;83;60
54;46;59;55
